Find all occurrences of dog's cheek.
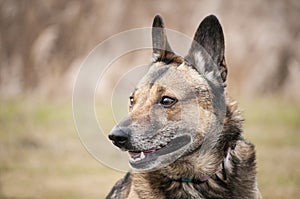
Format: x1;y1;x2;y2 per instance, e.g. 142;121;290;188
165;104;182;121
198;108;213;134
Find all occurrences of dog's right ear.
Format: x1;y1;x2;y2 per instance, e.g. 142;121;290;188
152;15;175;63
186;15;227;83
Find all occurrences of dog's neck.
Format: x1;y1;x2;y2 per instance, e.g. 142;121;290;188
171;147;232;184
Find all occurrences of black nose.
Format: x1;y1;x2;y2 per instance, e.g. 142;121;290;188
108;127;131;148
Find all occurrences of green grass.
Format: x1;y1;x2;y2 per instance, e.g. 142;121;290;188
0;97;124;198
0;97;299;198
240;97;300;199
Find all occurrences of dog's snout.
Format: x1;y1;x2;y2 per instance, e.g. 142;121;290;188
108;127;131;148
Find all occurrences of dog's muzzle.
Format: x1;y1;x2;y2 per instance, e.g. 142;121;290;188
108;126;192;172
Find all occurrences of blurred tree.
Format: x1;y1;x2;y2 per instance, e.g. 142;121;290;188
0;0;299;98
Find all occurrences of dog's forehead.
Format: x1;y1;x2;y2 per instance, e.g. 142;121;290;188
136;62;209;96
138;62;171;86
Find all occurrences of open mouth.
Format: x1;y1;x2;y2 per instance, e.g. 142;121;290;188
128;135;191;170
129;148;157;162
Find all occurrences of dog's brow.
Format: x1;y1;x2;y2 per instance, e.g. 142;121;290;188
157;86;165;93
149;67;169;85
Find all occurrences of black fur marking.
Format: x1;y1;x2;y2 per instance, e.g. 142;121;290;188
106;173;131;199
149;67;170;85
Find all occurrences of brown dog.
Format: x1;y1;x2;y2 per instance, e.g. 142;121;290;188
107;14;262;199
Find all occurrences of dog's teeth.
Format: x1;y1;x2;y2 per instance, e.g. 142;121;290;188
130;152;146;162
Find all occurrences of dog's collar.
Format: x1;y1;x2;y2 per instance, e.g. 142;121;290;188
173;148;231;184
174;175;211;184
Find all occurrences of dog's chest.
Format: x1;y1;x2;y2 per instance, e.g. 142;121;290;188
133;177;219;199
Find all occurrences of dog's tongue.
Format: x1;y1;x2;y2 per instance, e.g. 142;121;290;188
129;152;141;159
143;148;156;153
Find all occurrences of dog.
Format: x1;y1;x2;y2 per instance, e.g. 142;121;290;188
106;14;262;199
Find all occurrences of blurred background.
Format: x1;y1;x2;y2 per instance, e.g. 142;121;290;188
0;0;299;198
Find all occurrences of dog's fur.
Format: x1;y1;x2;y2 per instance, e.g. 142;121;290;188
106;15;261;199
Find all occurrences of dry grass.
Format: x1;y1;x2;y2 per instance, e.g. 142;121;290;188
0;97;299;198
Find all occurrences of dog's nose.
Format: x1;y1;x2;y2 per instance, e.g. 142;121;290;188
108;127;131;148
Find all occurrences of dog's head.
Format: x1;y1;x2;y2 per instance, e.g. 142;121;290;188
109;15;227;171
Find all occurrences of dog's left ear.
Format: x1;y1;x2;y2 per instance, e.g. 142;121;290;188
186;15;227;83
152;15;175;62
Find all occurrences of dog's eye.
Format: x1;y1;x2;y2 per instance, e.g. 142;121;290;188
159;96;177;108
129;96;134;108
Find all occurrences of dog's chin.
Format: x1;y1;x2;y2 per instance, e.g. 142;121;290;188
128;135;192;172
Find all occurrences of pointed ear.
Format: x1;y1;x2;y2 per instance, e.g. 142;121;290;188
186;15;227;83
152;15;175;62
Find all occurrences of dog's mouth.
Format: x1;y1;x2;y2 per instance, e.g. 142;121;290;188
128;135;191;170
129;148;157;162
128;144;165;162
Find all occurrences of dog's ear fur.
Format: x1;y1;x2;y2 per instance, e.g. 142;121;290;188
186;15;227;83
152;15;175;63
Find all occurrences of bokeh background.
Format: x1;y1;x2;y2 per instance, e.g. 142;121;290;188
1;0;300;198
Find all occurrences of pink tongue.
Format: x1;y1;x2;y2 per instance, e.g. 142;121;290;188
129;152;141;159
143;148;156;153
